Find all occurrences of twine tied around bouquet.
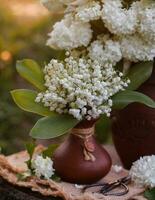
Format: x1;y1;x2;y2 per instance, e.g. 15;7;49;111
71;126;96;162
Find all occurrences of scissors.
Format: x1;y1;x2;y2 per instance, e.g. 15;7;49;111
83;176;131;196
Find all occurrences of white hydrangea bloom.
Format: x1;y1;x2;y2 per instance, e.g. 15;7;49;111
88;39;122;65
36;56;129;120
138;5;155;42
120;34;155;62
101;0;139;35
32;155;55;179
47;15;92;49
42;0;155;63
75;1;101;22
130;155;155;188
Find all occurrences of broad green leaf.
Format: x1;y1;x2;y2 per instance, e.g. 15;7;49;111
11;89;54;116
16;59;45;91
127;61;153;91
112;90;155;110
25;142;36;170
30;115;79;139
42;144;59;158
144;188;155;200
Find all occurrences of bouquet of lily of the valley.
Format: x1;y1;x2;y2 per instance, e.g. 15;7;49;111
11;0;155;184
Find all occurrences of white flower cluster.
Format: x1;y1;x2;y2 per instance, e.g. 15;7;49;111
38;0;155;119
47;15;92;49
120;34;155;62
138;4;155;42
36;56;129;120
88;38;122;65
32;155;55;179
101;0;155;61
42;0;155;62
101;0;138;35
130;155;155;188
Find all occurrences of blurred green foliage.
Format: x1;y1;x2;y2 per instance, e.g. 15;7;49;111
0;1;60;154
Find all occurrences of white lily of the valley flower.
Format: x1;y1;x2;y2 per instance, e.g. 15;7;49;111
36;56;129;120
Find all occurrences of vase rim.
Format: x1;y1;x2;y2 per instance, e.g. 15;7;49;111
74;118;99;129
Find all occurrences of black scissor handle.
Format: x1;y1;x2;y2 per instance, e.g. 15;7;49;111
82;176;131;197
102;182;129;196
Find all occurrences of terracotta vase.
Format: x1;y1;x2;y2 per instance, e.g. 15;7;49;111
53;119;112;184
112;61;155;169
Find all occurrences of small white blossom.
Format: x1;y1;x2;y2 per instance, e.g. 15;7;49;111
47;15;92;50
112;165;123;173
130;155;155;188
36;56;129;120
32;155;55;179
75;184;84;189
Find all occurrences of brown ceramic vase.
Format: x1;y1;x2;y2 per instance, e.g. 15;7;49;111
53;119;112;184
112;61;155;169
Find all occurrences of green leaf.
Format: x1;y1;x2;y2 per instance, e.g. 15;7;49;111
96;116;111;143
52;174;61;182
16;171;31;181
42;144;59;158
11;89;54;116
144;188;155;200
25;142;36;170
16;59;45;91
127;61;153;91
30;115;79;139
112;90;155;110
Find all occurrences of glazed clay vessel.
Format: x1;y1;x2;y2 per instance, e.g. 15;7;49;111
53;119;112;184
112;62;155;169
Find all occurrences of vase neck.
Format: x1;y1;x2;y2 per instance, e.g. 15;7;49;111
71;125;95;136
71;122;96;162
74;119;98;129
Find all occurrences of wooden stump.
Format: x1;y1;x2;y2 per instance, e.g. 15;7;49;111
0;178;61;200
